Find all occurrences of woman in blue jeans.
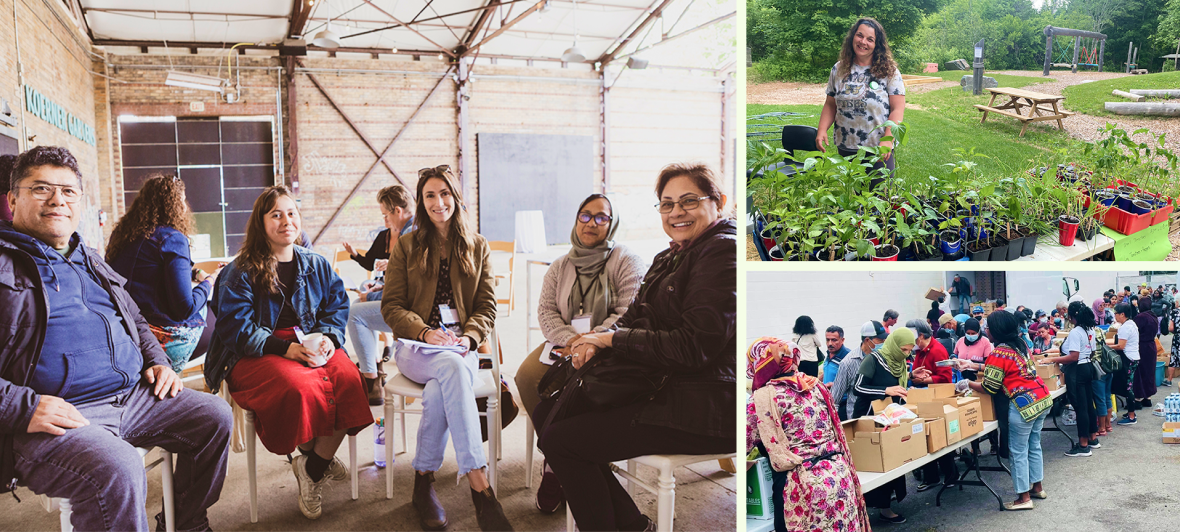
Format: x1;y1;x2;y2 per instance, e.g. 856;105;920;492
345;184;415;405
960;310;1052;510
381;166;511;531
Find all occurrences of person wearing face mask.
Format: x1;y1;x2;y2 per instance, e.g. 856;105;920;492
829;321;888;421
1031;325;1056;354
513;193;646;515
823;325;850;386
344;185;416;405
208;186;371;520
546;164;735;532
381;166;511;531
816;17;906;187
852;328;918;524
746;338;871;532
954;318;993;381
1109;303;1141;426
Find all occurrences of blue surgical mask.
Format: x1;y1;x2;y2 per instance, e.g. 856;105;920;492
966;333;980;342
1054;318;1063;327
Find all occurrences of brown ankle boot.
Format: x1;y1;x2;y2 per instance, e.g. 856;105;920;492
364;373;385;406
413;472;447;530
471;486;514;531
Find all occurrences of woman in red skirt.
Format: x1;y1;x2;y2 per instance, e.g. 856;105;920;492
205;186;372;520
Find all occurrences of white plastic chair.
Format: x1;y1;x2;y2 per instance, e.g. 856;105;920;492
243;410;358;523
384;328;503;497
41;446;175;532
565;453;737;532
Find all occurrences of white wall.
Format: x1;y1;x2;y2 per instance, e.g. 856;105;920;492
1006;271;1141;313
746;271;944;346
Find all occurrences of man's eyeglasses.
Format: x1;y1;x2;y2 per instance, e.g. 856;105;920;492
577;212;612;225
655;196;710;214
14;184;83;203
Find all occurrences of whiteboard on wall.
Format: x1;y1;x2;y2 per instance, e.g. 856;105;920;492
476;133;594;245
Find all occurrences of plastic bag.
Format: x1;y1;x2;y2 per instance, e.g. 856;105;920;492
872;403;918;426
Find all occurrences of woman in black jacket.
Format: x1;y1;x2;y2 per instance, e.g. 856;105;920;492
537;164;736;531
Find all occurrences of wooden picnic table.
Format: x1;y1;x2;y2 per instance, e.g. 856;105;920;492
974;87;1075;137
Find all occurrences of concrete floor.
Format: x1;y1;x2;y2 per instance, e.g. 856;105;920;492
873;384;1180;532
0;240;738;531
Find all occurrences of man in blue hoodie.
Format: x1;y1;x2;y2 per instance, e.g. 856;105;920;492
0;146;231;531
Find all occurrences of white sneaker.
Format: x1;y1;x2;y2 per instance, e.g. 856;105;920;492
326;456;348;482
292;455;326;520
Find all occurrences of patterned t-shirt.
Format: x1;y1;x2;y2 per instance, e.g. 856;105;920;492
824;62;906;150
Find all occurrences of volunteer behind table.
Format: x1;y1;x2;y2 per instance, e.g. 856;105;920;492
816;17;906;188
958;310;1052;510
850;328;920;524
954;318;993;381
905;320;957;493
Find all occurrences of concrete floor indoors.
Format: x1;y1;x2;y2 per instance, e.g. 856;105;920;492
0;239;738;531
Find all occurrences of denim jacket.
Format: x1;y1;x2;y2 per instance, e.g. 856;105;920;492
107;226;211;327
204;246;349;393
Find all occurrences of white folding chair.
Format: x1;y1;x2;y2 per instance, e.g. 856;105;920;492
242;410;358;523
565;453;737;532
384;328;503;497
41;446;175;532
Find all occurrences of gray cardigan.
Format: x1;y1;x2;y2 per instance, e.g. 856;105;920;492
538;245;647;346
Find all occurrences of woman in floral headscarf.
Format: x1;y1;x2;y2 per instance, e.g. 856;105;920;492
746;337;871;532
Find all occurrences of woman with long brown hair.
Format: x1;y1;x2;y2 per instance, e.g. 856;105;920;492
816;17;906;185
381;165;511;531
107;174;217;373
204;186;372;521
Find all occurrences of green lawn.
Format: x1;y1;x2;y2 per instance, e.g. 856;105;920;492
1061;71;1180;117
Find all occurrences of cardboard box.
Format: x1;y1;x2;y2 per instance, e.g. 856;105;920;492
746;457;774;519
940;397;983;438
977;393;996;422
906;402;963;445
905;383;956;404
842;418;928;473
925;288;945;301
1163;422;1180;444
924;418;948;453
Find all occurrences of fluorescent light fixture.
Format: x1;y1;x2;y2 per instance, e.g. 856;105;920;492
165;71;225;93
626;56;649;69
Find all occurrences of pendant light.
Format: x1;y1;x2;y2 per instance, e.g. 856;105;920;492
311;0;342;49
561;0;585;63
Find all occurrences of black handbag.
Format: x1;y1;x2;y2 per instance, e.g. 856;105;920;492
535;350;668;435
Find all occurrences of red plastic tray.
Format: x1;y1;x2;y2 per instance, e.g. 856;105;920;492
1152;202;1174;226
1103;206;1152;235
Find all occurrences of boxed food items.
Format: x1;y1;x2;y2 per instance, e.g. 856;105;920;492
906;401;963;446
940;397;983;438
842;418;928;473
923;418;948;453
1163;422;1180;444
977;394;996;422
906;383;956;404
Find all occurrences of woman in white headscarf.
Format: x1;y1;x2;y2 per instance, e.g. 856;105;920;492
513;193;646;514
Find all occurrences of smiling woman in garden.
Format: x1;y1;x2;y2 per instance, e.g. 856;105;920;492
816;17;906;188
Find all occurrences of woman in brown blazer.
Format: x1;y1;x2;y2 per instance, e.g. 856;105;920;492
380;165;510;532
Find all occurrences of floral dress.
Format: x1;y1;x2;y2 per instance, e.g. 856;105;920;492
747;382;868;532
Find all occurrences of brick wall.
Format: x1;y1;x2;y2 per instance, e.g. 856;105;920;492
0;0;101;247
97;53;730;256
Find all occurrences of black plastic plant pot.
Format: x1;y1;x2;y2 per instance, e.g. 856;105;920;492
965;241;991;262
918;248;945;262
1005;233;1024;260
1021;233;1038;256
1076;222;1099;241
989;236;1011;261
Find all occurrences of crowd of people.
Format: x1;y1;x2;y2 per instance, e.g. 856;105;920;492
747;282;1178;530
0;145;737;531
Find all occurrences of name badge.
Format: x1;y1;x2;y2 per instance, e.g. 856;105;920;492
439;304;460;326
571;314;592;334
